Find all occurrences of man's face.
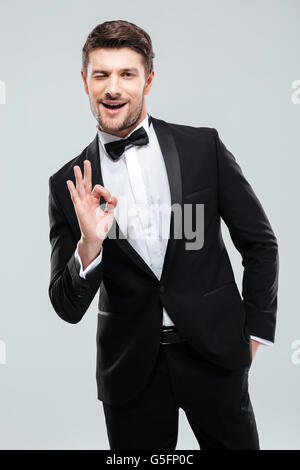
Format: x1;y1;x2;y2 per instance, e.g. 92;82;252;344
81;47;154;137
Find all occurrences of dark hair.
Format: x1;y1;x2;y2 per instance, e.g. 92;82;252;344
82;20;155;78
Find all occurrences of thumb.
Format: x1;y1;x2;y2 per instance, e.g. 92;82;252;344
105;196;118;214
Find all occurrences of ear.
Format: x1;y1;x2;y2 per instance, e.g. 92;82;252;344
144;70;155;95
81;69;89;95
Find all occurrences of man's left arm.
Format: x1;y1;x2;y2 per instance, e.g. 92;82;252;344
212;129;279;355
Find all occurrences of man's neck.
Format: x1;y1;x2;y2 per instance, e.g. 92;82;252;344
97;111;148;139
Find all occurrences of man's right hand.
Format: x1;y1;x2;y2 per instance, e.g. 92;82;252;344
66;159;118;270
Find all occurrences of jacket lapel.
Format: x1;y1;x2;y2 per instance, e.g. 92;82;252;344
151;117;182;283
86;115;182;283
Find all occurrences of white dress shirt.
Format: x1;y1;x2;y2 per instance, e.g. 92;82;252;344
74;113;273;346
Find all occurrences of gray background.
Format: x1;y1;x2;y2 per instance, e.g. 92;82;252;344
0;0;299;450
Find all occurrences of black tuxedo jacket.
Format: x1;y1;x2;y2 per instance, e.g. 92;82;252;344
48;115;279;405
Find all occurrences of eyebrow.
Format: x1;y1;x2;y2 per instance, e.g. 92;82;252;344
92;67;139;75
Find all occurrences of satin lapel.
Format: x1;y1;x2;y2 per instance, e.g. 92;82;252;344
150;117;183;283
86;132;158;281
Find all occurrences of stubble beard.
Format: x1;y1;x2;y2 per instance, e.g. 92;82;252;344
93;97;144;134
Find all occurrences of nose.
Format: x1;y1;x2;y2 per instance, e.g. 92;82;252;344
105;75;122;97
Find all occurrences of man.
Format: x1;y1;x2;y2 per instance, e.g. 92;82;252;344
48;20;279;450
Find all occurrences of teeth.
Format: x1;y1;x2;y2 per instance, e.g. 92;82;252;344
104;103;125;109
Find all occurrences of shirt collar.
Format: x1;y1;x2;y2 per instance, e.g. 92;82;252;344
97;113;150;156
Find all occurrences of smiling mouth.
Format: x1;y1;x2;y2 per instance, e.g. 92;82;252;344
102;102;127;109
101;102;127;115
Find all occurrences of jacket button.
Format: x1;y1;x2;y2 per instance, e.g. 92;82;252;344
77;289;85;299
160;285;166;294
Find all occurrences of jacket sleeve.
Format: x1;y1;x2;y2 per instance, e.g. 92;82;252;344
212;128;279;342
48;175;103;324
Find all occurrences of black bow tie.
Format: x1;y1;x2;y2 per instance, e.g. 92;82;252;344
104;115;152;161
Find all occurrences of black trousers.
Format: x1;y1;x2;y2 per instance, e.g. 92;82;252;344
102;340;260;450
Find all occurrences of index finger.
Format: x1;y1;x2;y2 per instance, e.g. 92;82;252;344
91;184;112;203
